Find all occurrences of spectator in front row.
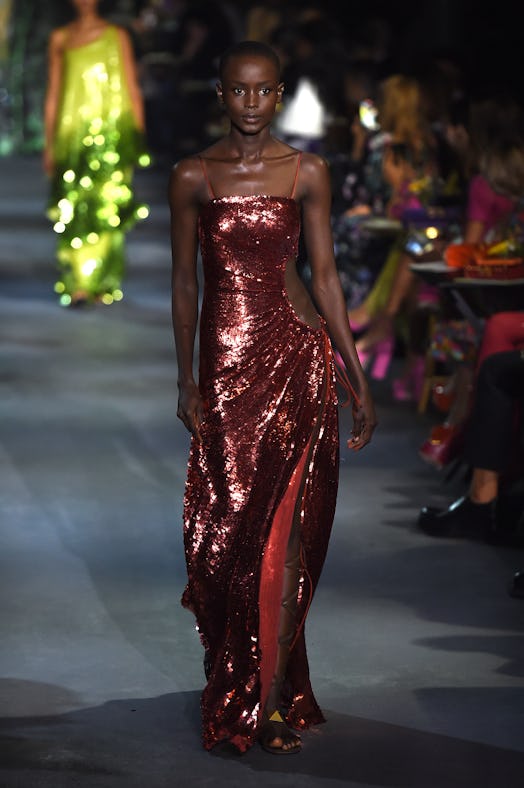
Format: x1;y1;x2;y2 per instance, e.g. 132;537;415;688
417;346;524;598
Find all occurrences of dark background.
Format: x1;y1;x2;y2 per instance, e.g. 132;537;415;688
1;0;522;158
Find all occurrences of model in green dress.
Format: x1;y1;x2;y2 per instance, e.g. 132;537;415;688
44;0;150;306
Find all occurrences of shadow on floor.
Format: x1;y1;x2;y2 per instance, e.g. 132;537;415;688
1;680;524;788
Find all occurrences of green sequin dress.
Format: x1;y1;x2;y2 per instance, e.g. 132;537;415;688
47;25;150;305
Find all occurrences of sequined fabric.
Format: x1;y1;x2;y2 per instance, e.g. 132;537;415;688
46;26;150;304
183;194;340;752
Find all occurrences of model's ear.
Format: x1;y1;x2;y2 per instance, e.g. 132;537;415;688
216;82;224;104
277;82;284;104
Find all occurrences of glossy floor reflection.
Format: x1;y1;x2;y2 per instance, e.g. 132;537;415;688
1;156;523;788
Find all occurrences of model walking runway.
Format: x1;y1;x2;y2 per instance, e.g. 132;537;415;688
1;155;523;787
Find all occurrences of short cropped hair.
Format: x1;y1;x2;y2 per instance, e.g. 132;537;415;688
218;40;281;81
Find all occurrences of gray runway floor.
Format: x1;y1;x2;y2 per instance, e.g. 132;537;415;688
1;155;523;788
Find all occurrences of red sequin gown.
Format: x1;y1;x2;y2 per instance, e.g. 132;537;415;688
182;156;341;752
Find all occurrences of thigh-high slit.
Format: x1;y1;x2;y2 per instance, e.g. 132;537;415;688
181;194;343;752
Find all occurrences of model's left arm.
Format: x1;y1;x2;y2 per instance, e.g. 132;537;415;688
117;27;145;132
301;153;377;449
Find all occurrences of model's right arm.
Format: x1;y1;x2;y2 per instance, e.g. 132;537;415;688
169;159;203;441
43;28;64;176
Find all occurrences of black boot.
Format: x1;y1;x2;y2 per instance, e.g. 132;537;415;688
417;496;498;540
508;570;524;599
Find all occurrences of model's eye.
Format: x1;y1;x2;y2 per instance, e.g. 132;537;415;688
260;88;271;96
232;87;244;96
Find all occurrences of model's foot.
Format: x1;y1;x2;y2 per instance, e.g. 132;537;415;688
259;710;301;755
70;290;89;306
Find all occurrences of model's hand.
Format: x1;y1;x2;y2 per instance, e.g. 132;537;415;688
177;381;203;442
347;386;377;451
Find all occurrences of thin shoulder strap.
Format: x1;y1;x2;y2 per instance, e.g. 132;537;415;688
199;156;216;200
290;151;302;199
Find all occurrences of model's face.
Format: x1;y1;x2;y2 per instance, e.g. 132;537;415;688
217;55;283;135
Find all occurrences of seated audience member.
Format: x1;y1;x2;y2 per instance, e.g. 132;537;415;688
346;73;466;388
418;124;524;468
417;345;524;544
420;311;524;469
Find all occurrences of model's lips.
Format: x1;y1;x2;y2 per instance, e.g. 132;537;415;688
242;115;260;122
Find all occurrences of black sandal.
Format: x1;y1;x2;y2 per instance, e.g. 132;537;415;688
259;710;301;755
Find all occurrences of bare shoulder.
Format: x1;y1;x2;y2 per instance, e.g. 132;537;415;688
169;155;206;204
171;155;202;185
170;138;229;190
49;25;68;51
299;151;330;180
115;25;132;45
296;150;331;198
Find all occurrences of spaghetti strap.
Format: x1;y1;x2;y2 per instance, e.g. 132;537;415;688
290;151;302;199
199;156;216;200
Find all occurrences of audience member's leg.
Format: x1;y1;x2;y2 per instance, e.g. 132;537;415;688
418;311;524;468
418;349;524;539
355;252;416;353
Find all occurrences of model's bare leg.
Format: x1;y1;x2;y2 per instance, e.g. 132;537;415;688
260;520;302;754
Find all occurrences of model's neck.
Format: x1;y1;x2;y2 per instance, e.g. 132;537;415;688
75;13;102;27
228;127;275;159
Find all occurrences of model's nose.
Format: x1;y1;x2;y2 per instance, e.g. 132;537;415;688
244;91;258;108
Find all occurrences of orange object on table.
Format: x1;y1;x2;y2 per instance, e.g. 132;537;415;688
444;242;483;269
